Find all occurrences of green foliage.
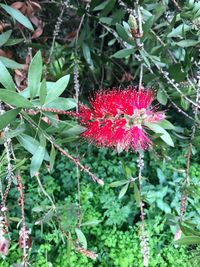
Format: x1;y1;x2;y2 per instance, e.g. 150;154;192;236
0;145;199;265
0;0;200;266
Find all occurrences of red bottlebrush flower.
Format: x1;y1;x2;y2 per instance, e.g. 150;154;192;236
77;86;165;152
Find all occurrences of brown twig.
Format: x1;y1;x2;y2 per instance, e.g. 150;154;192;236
16;173;29;267
25;107;72;115
53;143;104;186
171;0;181;11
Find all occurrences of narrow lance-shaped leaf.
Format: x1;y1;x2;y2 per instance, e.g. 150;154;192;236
0;30;12;46
0;56;24;69
39;79;47;106
157;89;167;105
0;60;16;91
82;43;94;69
4;38;24;46
30;145;45;177
0;4;34;31
0;109;21;131
75;228;87;249
44;97;76;111
157;119;175;130
45;75;70;103
144;122;174;147
17;134;50;161
112;48;133;58
118;183;129;199
133;183;140;205
110;180;129;187
28;51;43;99
116;24;134;45
0;90;34;108
93;0;109;11
174;236;200;245
50;144;56;172
167;23;191;38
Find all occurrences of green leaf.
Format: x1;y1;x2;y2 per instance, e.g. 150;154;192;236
0;56;24;69
17;134;50;161
133;183;140;205
93;0;109;11
5;123;26;139
108;38;116;46
0;89;34;108
50;144;56;172
28;51;43;99
99;17;113;25
39;79;47;106
45;75;70;103
167;23;191;38
157;89;167;105
0;30;12;46
112;48;133;58
181;98;190;111
142;15;155;38
75;228;87;249
66;125;86;136
168;63;186;83
116;23;134;45
4;38;24;46
144;122;174;147
180;225;200;237
110;180;129;187
100;0;116;17
0;4;34;31
153;3;166;22
175;39;200;48
139;50;151;68
174;236;200;245
157;119;175;130
118;183;129;199
32;206;44;213
82;43;94;69
156;168;166;184
0;60;15;91
30;145;45;177
44;97;76;111
0;109;20;130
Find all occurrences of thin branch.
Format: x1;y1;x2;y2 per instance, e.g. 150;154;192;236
137;153;149;267
35;173;56;210
17;173;29;267
47;1;66;66
53;143;104;186
171;0;181;11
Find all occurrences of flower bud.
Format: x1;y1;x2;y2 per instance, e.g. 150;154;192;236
128;15;138;31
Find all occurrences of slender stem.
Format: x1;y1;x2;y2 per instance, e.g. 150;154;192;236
137;153;149;267
47;2;65;65
17;173;29;267
35;173;56;210
139;63;143;89
171;0;181;10
53;143;104;186
73;61;82;226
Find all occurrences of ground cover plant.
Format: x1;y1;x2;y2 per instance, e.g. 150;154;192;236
0;0;200;266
